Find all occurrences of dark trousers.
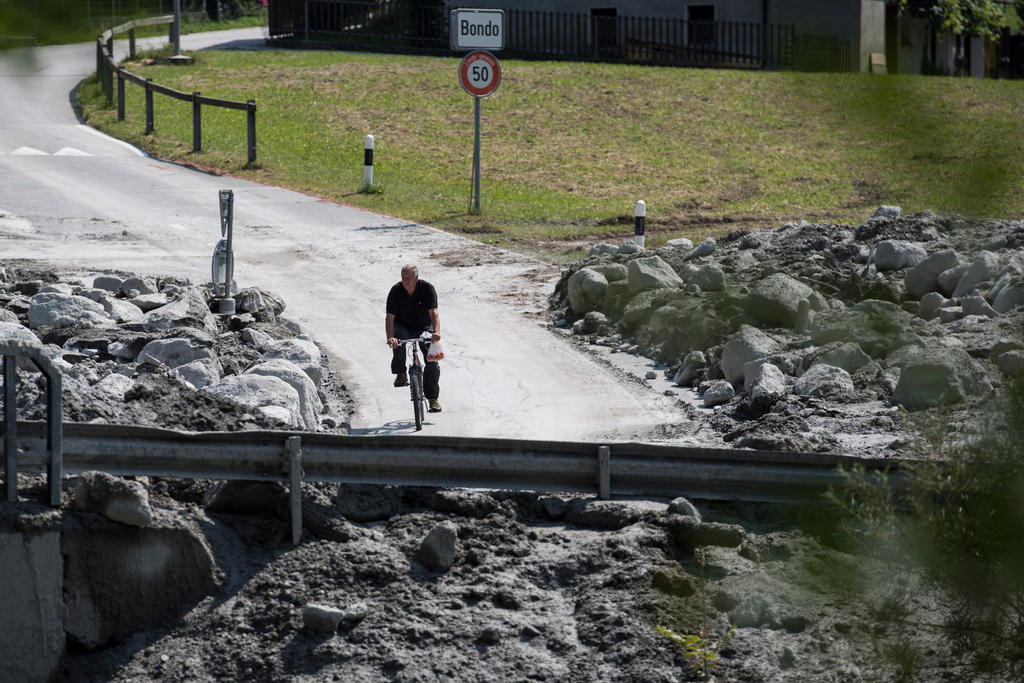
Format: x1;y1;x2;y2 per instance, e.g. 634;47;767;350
391;321;440;399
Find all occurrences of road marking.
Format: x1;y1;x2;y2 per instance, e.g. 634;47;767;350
78;124;145;156
54;147;92;156
11;146;48;155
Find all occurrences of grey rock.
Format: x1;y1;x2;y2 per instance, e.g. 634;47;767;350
587;263;628;283
684;237;716;260
582;310;609;333
567;268;609;315
240;327;276;351
806;342;872;374
744;273;814;328
937;263;970;297
937;307;962;323
92;275;123;292
0;309;19;323
871;205;902;220
263;338;324;388
246;358;322;431
953;251;1001;298
996;350;1024;377
690;264;725;292
121;276;157;295
28;292;112;329
673;350;707;387
961;296;998;318
130;292;169;312
990;339;1024;361
588;243;619;257
661;237;694;251
71;471;153;527
416;521;458;572
618;240;643;254
92;373;135;400
793;363;855;399
669;515;745;548
702;380;735;407
874;240;927;271
905;249;959;298
667;497;701;521
748;362;787;412
203;374;302;427
889;346;992;411
302;603;346;635
993;285;1024;314
129;287;216;336
918;291;948;320
721;325;779;384
171;357;222;390
626;256;683;295
39;283;74;295
137;337;214;369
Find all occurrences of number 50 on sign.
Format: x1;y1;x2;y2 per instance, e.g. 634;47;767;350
458;50;501;97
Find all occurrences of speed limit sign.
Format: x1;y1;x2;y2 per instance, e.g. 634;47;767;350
458;50;501;97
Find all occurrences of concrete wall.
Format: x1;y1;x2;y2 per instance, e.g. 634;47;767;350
859;0;885;73
0;530;64;683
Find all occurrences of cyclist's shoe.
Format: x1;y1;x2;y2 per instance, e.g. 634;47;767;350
393;373;409;387
428;398;442;413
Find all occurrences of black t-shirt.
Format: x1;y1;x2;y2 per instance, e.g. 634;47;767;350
386;279;438;334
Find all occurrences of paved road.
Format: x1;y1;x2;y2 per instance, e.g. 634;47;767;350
0;30;683;439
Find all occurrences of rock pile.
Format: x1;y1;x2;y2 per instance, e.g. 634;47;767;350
0;263;351;433
553;208;1024;453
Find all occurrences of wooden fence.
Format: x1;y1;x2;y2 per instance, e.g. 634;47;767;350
95;15;259;163
268;0;815;70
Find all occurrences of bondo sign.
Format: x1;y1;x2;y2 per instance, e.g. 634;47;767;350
450;8;504;51
458;50;501;97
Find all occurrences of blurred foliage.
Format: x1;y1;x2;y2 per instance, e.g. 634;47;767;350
831;378;1024;677
899;0;1021;37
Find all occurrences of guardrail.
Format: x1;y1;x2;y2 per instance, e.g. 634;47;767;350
95;16;258;164
5;420;912;544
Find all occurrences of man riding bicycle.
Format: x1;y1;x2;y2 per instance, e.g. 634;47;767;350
386;264;442;413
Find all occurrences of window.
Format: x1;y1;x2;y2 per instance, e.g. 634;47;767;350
687;4;715;47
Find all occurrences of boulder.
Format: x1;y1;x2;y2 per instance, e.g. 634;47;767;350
702;380;735;407
993;285;1024;314
99;297;144;323
587;262;628;283
747;362;787;413
805;342;872;374
626;256;683;295
203;374;302;427
0;309;19;324
905;249;959;298
918;292;948;320
262;338;324;388
121;276;157;295
39;283;74;295
70;471;153;527
582;310;609;333
793;363;855;399
810;299;920;358
92;275;123;292
744;274;814;328
721;325;779;385
588;243;619;257
685;237;716;260
240;327;276;351
961;296;998;319
0;321;40;346
416;521;458;572
872;205;902;220
92;373;135;401
567;268;609;315
673;350;707;386
246;358;322;431
137;337;214;369
28;292;112;329
171;357;222;390
618;241;643;254
129;287;216;336
661;237;694;251
996;350;1024;377
130;293;169;312
302;604;347;635
601;280;631;318
953;251;1001;298
888;345;992;411
690;264;725;292
937;264;970;297
874;240;927;271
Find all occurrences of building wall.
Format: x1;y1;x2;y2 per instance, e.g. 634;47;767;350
859;0;885;73
445;0;763;24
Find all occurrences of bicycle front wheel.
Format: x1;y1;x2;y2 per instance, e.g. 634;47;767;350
409;367;424;431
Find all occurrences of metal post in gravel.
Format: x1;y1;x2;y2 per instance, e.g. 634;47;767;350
192;91;201;152
288;436;302;546
129;26;136;59
144;78;154;134
598;445;611;500
3;354;16;502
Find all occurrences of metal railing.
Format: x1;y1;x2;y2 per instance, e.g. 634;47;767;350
1;341;62;506
96;16;258;164
5;420;912;545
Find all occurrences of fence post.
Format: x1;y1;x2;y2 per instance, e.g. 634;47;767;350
129;27;136;59
246;99;257;165
4;354;16;502
287;436;302;546
96;41;103;83
117;70;125;121
145;78;154;134
192;91;201;152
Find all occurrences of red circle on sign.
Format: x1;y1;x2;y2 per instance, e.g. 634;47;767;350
459;50;501;97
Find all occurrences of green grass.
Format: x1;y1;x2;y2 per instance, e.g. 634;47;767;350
77;49;1024;261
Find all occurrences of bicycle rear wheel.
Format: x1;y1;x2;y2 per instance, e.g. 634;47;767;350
409;367;424;431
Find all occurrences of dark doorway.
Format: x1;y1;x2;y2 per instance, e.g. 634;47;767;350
687;4;715;47
591;7;618;57
885;2;898;73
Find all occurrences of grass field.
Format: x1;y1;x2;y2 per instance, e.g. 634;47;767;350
77;47;1024;260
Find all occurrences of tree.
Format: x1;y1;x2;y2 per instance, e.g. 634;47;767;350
898;0;1012;38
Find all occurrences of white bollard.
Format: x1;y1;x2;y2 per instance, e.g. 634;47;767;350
634;200;646;248
363;134;374;190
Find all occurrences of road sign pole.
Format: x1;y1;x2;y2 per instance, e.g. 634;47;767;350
473;96;481;213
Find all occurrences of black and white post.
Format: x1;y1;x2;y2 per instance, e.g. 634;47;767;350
363;134;374;191
172;0;182;57
212;189;236;315
634;200;646;248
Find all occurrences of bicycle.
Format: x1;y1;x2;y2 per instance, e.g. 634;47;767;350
396;335;431;431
